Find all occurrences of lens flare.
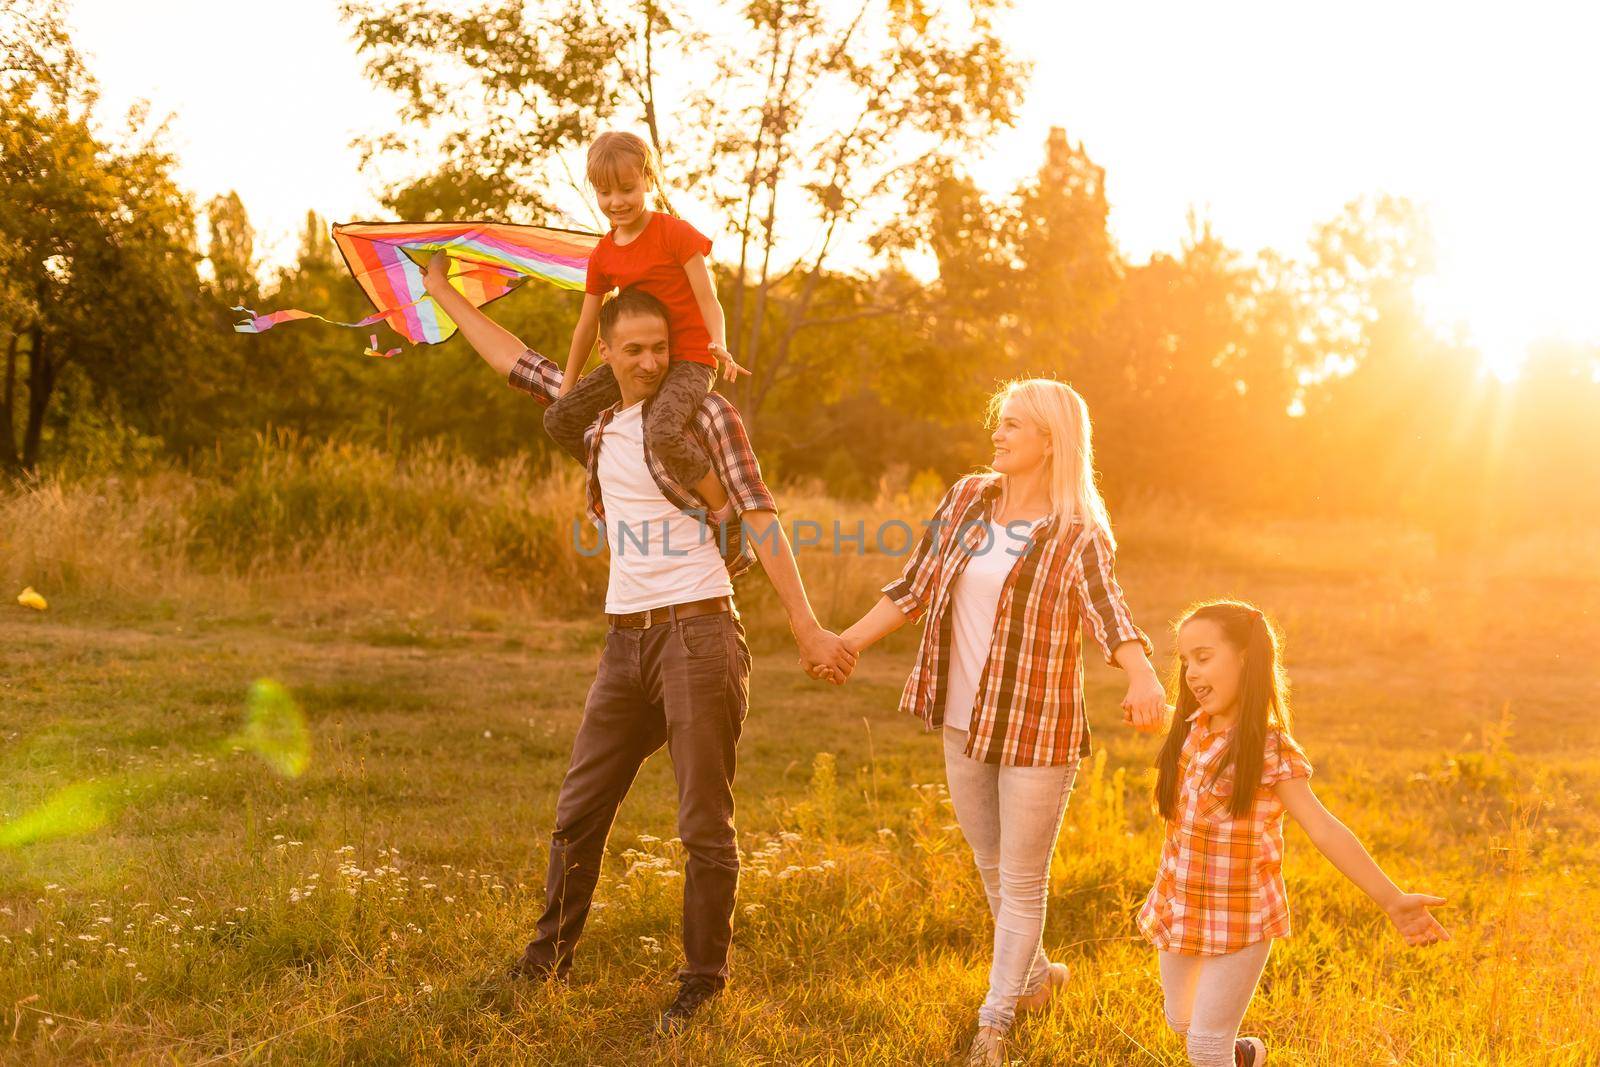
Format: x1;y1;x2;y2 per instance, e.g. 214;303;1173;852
226;679;311;778
1;681;311;852
0;780;118;849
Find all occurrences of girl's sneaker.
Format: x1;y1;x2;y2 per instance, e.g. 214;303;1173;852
1235;1037;1267;1065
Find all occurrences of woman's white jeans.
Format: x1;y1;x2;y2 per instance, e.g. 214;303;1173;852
943;726;1080;1031
1158;939;1272;1065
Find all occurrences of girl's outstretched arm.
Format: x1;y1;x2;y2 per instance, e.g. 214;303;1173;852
559;293;604;398
1277;777;1451;947
683;253;748;382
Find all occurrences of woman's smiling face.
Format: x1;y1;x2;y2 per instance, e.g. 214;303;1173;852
1178;617;1245;717
990;395;1050;475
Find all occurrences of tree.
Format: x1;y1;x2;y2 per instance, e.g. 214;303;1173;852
0;10;205;472
205;191;258;307
340;0;1027;430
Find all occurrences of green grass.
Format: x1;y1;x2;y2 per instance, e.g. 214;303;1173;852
3;503;1599;1064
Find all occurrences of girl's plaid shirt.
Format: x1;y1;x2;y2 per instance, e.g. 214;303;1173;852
883;472;1153;767
508;349;776;579
1137;715;1314;956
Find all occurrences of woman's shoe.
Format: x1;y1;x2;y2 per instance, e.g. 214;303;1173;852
1235;1036;1267;1065
966;1025;1006;1066
1014;961;1070;1013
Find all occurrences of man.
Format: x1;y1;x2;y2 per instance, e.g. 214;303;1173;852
422;255;855;1032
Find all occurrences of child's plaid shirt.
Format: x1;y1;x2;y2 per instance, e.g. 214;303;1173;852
1138;712;1314;955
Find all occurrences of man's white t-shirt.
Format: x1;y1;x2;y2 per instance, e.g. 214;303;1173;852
597;401;734;614
943;519;1041;732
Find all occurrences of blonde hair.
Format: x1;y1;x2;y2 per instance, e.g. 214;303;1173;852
985;377;1116;546
586;131;661;191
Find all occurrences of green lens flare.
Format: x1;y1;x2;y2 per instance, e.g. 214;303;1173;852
228;679;311;778
0;780;118;849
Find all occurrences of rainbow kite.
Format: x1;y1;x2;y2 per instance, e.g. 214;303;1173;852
233;221;601;351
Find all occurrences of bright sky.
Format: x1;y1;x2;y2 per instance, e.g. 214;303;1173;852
69;0;1600;375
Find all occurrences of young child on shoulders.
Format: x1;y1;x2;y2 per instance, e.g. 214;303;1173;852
544;130;746;515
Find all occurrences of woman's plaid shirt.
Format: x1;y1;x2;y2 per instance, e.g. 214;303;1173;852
882;473;1153;767
507;349;776;579
1137;714;1314;955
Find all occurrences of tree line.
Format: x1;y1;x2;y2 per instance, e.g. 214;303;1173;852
3;0;1596;537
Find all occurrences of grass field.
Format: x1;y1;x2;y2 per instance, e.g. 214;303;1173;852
3;471;1599;1064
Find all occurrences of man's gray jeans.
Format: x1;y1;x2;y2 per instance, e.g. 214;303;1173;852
519;609;751;982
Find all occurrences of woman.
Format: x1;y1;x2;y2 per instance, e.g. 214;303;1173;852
827;378;1167;1065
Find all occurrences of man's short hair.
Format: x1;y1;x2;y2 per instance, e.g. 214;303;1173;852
598;287;671;343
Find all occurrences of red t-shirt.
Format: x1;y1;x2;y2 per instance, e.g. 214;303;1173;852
585;212;715;365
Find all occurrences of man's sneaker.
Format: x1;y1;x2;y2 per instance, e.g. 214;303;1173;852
656;976;722;1035
1235;1036;1267;1065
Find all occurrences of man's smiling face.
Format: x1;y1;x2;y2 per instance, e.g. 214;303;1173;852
598;309;671;407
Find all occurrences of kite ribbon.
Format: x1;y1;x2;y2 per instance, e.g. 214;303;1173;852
231;303;417;336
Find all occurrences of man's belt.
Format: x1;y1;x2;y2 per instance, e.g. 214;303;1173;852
607;595;734;630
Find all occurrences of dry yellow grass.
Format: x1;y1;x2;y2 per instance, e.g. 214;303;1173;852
2;448;1597;1063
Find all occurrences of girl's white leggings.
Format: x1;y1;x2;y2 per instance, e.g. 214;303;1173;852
1158;939;1272;1066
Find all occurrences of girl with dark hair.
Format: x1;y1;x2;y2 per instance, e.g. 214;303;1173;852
1138;601;1450;1067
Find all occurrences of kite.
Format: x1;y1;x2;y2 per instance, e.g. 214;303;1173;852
233;221;601;350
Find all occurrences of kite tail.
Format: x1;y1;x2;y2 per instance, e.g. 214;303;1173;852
231;305;400;336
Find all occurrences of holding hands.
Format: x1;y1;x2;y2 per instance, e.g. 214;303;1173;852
795;619;856;686
805;631;860;686
1120;666;1171;734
